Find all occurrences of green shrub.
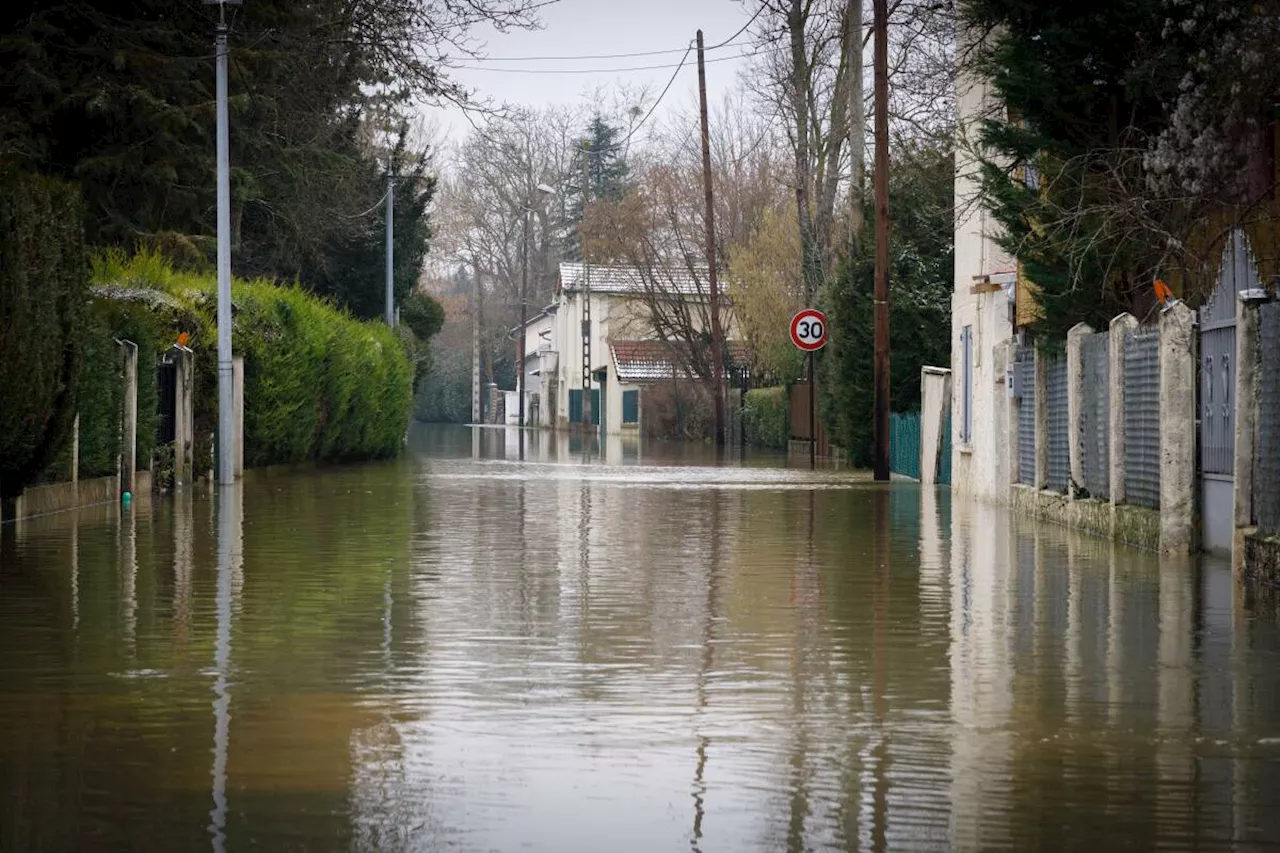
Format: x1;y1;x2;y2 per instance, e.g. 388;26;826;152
743;386;789;450
89;252;412;471
0;172;88;498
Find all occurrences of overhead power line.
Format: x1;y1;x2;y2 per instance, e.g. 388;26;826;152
452;47;777;75
460;39;747;63
465;4;768;64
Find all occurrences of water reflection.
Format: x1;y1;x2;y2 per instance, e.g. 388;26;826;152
0;426;1278;851
208;484;242;853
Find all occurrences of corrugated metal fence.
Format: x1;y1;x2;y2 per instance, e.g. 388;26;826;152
1017;355;1036;486
1081;332;1110;499
1123;327;1161;508
1257;303;1280;536
1045;355;1069;493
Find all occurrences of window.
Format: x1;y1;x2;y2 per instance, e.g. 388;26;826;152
961;326;974;445
622;390;639;424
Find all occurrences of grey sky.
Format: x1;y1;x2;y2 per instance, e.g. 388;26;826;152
426;0;760;146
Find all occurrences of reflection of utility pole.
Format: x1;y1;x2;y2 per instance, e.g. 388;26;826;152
872;0;891;482
696;29;726;449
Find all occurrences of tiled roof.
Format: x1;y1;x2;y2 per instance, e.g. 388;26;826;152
559;262;711;296
610;340;751;384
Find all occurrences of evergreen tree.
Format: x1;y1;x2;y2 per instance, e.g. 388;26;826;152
0;0;441;320
961;0;1174;341
822;146;953;466
561;116;630;260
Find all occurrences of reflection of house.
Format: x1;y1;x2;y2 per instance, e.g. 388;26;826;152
515;262;743;436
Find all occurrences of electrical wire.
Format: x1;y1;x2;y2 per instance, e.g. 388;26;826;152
453;4;766;63
612;41;694;150
460;40;748;62
706;3;767;50
452;49;767;74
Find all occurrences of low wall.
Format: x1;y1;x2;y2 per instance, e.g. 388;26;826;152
3;471;152;524
1009;484;1161;552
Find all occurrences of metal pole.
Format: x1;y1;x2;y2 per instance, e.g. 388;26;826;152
872;0;891;482
519;205;529;429
215;17;235;485
696;30;727;450
581;143;593;429
472;263;481;424
809;351;816;469
385;175;395;327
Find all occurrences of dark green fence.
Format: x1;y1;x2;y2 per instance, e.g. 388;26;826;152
889;412;922;480
888;411;951;485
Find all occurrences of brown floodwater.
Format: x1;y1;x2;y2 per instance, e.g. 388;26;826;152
2;424;1279;852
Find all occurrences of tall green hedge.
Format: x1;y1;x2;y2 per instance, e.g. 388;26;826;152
743;386;789;451
0;172;88;499
92;252;413;471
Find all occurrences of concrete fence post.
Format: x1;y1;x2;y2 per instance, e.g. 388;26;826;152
1034;347;1048;490
1066;323;1093;499
919;366;952;485
71;413;80;489
1158;301;1196;554
1001;340;1020;488
232;356;245;479
120;340;138;497
1233;295;1260;569
174;346;195;485
1108;313;1139;508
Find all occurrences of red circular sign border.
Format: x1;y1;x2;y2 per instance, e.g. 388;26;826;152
790;309;828;352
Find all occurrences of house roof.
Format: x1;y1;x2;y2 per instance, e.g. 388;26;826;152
610;339;750;384
558;262;713;297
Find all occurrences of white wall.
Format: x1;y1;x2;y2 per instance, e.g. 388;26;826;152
951;38;1015;502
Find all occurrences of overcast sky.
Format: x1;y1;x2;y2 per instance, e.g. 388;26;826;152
424;0;760;149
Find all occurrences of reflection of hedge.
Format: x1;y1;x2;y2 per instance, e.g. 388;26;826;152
92;252;412;470
0;172;87;498
743;386;788;450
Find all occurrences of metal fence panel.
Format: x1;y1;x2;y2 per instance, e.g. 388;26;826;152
1018;355;1036;485
1257;304;1280;536
1124;327;1161;508
890;411;921;480
1081;333;1110;499
1045;356;1069;493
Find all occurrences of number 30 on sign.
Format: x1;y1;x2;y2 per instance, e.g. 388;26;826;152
790;309;828;352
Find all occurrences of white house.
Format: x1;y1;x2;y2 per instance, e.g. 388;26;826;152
515;262;740;437
951;33;1018;502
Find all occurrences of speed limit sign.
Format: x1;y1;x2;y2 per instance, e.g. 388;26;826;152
790;308;828;352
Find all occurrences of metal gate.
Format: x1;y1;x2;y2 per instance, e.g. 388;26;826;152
156;359;177;446
1199;228;1256;554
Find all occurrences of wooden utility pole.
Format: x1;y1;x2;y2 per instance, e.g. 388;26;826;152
696;29;727;449
872;0;891;482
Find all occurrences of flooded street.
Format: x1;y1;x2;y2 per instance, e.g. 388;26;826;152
2;424;1279;851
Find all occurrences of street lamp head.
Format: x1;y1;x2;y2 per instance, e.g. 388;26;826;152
536;183;556;197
